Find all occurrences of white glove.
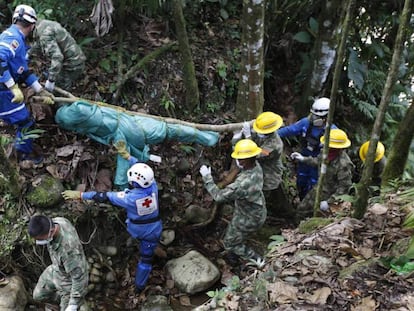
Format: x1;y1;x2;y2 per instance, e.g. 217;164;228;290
44;80;55;92
199;165;211;177
232;130;243;141
320;201;329;211
242;121;251;138
64;305;78;311
149;154;162;163
290;152;304;162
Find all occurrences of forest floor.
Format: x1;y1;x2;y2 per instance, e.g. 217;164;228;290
9;115;414;310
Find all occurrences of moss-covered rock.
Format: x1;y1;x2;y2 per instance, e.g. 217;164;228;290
26;175;64;208
298;217;335;234
338;259;379;279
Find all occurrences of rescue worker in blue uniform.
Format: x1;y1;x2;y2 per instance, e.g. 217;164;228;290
278;97;336;199
0;4;54;162
62;140;162;293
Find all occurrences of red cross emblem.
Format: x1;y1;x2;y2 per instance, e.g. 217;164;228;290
141;198;152;208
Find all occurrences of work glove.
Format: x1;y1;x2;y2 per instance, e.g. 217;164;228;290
232;130;243;141
114;140;130;160
149;154;162;163
199;165;211;177
62;190;82;200
64;305;78;311
44;80;55;92
320;200;329;211
10;84;24;103
242;121;251;138
290;152;304;162
37;89;55;105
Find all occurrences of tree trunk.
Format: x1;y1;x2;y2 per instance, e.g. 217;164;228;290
235;0;265;120
298;0;343;117
172;0;200;111
353;0;413;219
313;0;354;215
381;103;414;184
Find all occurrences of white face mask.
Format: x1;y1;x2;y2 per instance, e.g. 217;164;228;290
257;133;267;138
311;114;325;127
235;159;244;169
36;219;53;246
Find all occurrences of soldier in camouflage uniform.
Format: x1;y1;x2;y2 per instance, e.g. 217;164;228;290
30;19;86;92
200;139;266;265
357;140;386;190
291;129;355;222
28;215;89;311
230;112;291;217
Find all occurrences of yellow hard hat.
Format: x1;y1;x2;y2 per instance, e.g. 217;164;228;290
359;141;385;162
320;129;351;149
231;139;262;159
253;112;283;134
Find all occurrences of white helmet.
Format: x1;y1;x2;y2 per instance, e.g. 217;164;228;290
127;163;154;188
12;5;37;24
311;97;330;116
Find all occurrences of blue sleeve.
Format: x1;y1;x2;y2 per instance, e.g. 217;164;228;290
82;191;128;209
277;117;309;138
106;191;129;209
0;39;14;84
25;73;38;87
81;191;97;200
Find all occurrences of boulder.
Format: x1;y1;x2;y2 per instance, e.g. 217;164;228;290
0;275;28;311
26;174;64;208
165;250;220;294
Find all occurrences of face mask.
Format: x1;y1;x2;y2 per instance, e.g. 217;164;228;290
311;114;325;127
36;218;53;246
257;133;267;138
235;159;244;169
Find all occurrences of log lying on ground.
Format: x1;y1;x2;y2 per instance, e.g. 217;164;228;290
32;95;253;132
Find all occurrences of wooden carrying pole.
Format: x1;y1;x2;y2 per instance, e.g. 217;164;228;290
33;94;252;132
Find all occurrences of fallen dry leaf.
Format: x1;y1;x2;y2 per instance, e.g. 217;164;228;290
268;280;298;304
305;287;332;304
351;296;378;311
369;203;388;215
179;295;191;306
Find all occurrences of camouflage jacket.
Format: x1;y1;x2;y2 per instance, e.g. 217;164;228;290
202;162;266;223
254;132;284;190
31;19;86;82
47;217;88;306
302;150;355;203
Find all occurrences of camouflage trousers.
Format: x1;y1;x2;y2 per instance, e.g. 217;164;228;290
295;188;317;223
223;205;266;260
56;62;85;91
33;265;88;311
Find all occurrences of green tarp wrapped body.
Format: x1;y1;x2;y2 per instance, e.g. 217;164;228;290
55;101;219;186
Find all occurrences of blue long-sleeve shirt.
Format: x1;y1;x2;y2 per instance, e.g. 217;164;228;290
278;116;337;157
80;156;161;240
0;24;38;87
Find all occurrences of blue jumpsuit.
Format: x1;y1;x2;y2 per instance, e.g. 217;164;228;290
0;24;40;154
278;116;337;199
81;156;162;291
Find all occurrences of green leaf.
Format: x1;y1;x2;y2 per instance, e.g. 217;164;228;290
78;37;96;47
220;8;229;20
206;291;216;298
99;59;112;73
293;31;311;43
309;17;318;34
347;49;366;90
